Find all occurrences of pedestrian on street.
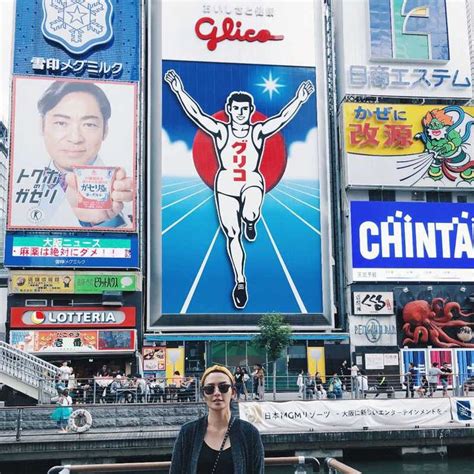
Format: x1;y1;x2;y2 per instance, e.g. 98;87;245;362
440;362;452;397
234;366;245;401
297;370;305;398
404;362;416;398
427;362;443;397
51;389;73;433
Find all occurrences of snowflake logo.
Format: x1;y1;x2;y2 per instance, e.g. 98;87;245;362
41;0;114;55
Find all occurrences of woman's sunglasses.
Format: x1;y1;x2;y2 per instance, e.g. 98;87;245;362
202;383;233;395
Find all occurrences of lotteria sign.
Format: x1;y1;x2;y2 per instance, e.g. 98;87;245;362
10;307;136;328
351;201;474;281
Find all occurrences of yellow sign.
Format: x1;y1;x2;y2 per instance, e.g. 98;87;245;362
10;272;75;293
166;347;185;381
307;347;326;382
343;103;474;156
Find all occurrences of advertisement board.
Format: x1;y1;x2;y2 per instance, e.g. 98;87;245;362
149;0;332;327
350;201;474;281
353;291;394;315
10;307;136;329
9;329;136;353
9;271;141;294
4;233;139;268
13;0;141;82
143;347;166;372
334;0;472;99
7;76;137;231
349;315;398;347
344;103;474;188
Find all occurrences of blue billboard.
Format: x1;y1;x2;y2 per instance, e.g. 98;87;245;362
351;201;474;280
13;0;141;82
160;60;323;315
4;233;139;269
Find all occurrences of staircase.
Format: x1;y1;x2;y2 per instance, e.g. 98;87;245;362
0;341;57;403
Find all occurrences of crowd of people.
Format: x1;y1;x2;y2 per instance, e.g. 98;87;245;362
52;359;473;408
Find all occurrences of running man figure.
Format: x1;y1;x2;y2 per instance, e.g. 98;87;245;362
165;69;314;309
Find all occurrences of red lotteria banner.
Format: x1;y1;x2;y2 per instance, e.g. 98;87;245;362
10;307;136;329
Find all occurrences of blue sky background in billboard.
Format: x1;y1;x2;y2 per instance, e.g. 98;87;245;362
13;0;140;82
162;60;322;315
351;201;474;269
369;0;449;61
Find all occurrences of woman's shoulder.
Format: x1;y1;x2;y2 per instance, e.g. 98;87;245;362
234;418;261;437
179;415;206;435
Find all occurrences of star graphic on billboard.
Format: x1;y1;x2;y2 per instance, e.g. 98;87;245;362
67;5;88;25
256;71;285;100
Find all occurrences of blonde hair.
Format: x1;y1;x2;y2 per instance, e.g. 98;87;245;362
200;365;235;386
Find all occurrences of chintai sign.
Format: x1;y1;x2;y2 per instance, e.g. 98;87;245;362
350;201;474;281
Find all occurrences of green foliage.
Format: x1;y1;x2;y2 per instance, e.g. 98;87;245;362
253;313;293;362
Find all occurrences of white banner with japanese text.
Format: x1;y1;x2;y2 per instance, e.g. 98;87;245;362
239;399;452;432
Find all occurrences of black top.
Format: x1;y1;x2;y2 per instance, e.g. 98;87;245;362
170;416;265;474
197;442;234;474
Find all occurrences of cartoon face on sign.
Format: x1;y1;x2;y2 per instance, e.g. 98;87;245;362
411;106;474;183
165;69;314;309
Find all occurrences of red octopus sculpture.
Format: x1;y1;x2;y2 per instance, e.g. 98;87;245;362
402;298;474;348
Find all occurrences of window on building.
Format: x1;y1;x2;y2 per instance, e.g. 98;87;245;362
411;191;425;201
457;195;468;203
426;191;452;203
368;190;396;201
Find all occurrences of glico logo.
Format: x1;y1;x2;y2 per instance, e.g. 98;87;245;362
369;0;449;62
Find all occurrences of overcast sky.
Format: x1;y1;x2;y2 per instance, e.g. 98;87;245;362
0;1;13;123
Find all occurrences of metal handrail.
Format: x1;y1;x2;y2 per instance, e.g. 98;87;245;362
0;341;57;399
47;456;326;473
325;457;362;474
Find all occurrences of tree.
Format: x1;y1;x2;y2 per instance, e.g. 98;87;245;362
253;313;293;401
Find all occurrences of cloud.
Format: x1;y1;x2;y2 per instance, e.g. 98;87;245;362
284;127;319;180
161;128;197;177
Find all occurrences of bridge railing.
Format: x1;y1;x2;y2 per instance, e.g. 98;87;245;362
0;341;57;401
46;456;361;473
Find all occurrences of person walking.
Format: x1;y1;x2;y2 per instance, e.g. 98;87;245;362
234;367;245;401
170;365;264;473
440;362;452;397
404;362;416;398
51;389;73;433
427;362;443;397
296;370;305;398
241;368;250;401
256;365;265;401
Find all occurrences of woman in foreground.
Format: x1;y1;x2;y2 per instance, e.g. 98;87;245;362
170;364;264;473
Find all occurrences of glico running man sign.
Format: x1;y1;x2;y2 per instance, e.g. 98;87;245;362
350;201;474;281
149;0;333;328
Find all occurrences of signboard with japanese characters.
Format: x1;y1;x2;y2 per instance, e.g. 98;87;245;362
4;233;139;269
13;0;141;82
9;271;141;294
353;291;394;315
334;0;472;99
7;76;137;232
149;0;333;329
10;307;136;329
349;315;398;346
9;329;136;353
350;201;474;281
239;398;453;432
344;103;474;188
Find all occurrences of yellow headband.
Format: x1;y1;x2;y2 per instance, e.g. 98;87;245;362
200;365;235;386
